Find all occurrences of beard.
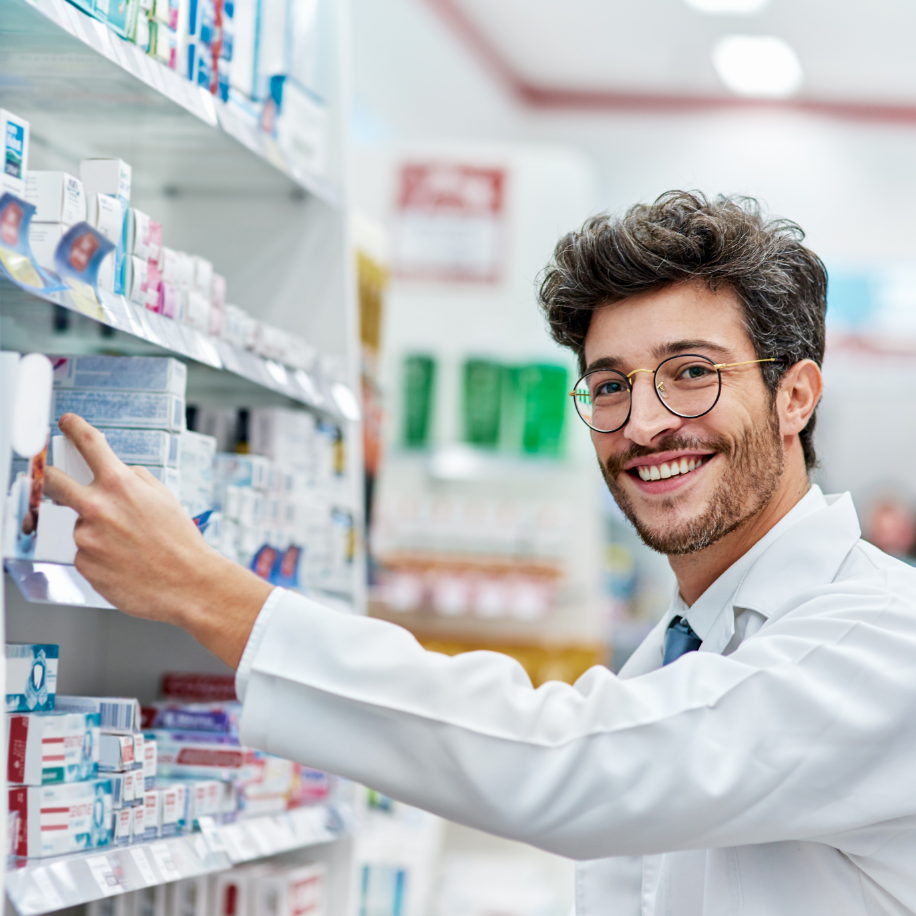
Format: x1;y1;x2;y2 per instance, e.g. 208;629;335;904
601;407;785;556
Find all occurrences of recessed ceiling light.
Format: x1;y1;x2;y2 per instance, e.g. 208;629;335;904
712;35;803;98
685;0;769;13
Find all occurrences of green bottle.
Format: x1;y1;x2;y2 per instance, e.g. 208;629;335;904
402;354;436;448
518;363;568;457
462;359;503;447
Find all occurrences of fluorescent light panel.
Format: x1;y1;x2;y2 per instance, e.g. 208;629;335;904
685;0;769;13
712;35;803;98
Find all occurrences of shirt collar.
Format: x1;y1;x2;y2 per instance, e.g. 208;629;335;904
678;486;830;649
618;487;863;677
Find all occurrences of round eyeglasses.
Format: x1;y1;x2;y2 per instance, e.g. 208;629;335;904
569;354;776;434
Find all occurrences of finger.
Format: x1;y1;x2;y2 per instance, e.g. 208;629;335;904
130;465;158;487
57;414;125;480
43;465;91;511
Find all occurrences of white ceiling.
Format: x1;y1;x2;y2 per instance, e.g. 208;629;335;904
433;0;916;107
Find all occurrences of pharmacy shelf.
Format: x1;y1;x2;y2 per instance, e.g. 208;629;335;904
0;278;350;419
0;0;342;203
6;803;352;916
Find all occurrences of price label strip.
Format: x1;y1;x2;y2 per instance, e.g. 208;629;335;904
149;842;182;882
30;866;65;912
85;855;123;897
129;848;158;887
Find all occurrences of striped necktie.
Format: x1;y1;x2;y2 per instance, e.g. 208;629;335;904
663;615;702;665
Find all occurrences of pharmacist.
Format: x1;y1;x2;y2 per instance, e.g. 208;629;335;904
46;191;916;916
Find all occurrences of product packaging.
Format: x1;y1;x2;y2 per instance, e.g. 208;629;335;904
141;702;239;733
27;223;67;271
215;453;271;491
52;390;185;433
8;710;100;785
6;643;58;713
143;788;161;840
101;429;181;467
100;733;136;772
80;158;131;294
130;802;145;843
25;172;86;225
160;782;186;835
56;696;141;734
143;739;157;789
155;734;257;782
114;805;132;846
51;354;188;396
9;777;114;857
1;109;29;198
161;671;237;701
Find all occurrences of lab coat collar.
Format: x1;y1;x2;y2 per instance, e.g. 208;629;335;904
618;486;863;677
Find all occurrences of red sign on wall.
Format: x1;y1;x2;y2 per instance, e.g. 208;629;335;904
393;163;507;284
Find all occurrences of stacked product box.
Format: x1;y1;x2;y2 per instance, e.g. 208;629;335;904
5;643;118;857
24;170;87;272
56;695;154;848
1;108;30;198
179;429;218;517
146;672;331;824
80;158;131;294
125;205;165;312
50;355;187;503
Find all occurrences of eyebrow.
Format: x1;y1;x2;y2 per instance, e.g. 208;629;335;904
584;339;734;375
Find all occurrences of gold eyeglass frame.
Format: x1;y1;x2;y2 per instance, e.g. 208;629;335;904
569;355;776;433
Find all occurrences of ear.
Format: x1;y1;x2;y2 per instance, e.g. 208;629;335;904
777;359;823;437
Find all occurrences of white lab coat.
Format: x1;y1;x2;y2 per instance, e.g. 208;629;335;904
237;487;916;915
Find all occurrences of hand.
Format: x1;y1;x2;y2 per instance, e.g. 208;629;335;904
43;414;273;668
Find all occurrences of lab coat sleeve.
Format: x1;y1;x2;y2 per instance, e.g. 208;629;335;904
237;578;916;859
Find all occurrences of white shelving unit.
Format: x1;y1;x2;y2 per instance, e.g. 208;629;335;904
0;0;364;910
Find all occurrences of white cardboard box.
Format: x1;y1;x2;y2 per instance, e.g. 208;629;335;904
27;223;67;271
25;171;86;224
1;109;29;198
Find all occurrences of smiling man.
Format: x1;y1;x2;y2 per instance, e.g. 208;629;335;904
45;192;916;916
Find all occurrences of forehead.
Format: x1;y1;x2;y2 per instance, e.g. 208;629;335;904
583;282;752;366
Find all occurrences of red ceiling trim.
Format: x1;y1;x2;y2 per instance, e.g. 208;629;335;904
425;0;916;125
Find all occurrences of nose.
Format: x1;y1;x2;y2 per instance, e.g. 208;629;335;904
624;372;683;446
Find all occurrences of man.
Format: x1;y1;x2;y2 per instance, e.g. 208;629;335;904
45;192;916;915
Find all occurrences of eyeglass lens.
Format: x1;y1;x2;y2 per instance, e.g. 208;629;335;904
572;355;721;432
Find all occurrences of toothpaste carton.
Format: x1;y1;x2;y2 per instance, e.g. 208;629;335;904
161;672;237;702
133;733;145;772
160;782;186;835
55;696;140;734
144;738;158;789
25;171;86;224
154;733;257;782
6;644;58;713
52;391;185;433
130;802;145;843
99;733;135;772
8;710;100;785
114;805;132;846
9;777;114;857
1;109;29;198
51;355;187;396
144;788;161;840
109;771;128;808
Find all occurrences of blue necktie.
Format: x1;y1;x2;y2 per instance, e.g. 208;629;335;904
663;616;702;665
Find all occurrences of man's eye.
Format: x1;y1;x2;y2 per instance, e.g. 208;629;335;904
680;365;712;380
595;381;624;396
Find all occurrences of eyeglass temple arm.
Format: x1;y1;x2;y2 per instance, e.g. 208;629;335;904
713;358;776;370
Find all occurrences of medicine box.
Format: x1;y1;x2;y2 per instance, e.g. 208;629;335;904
86;192;124;242
128;209;153;260
1;109;29;198
8;710;100;785
52;430;180;472
80;158;131;206
56;695;140;734
51;355;188;396
25;171;86;224
52;390;186;433
114;806;132;846
9;777;114;856
215;453;272;491
144;788;161;840
131;803;145;844
144;739;157;788
100;733;135;772
27;223;67;271
6;643;58;713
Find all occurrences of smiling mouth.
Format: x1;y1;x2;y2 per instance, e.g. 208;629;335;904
628;456;710;482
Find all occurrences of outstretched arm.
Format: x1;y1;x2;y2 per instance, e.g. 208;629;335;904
43;413;272;667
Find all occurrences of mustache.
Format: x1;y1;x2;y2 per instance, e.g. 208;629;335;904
603;435;733;478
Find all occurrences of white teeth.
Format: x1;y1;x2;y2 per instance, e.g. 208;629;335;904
635;456;706;483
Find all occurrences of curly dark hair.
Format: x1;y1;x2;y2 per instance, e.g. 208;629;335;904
538;190;827;470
